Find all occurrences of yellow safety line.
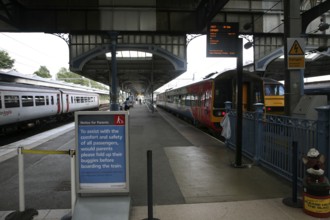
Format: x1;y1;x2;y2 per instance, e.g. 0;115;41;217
21;149;70;155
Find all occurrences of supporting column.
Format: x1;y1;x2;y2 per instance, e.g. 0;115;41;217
253;103;264;164
151;59;154;113
315;106;330;177
234;38;243;167
284;0;304;115
110;32;119;111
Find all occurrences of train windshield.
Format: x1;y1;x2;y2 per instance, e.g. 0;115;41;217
264;84;284;96
213;79;232;108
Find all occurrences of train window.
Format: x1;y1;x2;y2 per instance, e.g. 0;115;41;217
71;97;73;104
35;96;45;106
264;84;285;96
51;96;54;105
46;96;49;105
22;96;34;107
191;95;198;106
186;95;190;106
0;96;2;109
4;95;20;108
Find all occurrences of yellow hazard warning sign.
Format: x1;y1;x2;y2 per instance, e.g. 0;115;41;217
287;38;305;69
289;40;304;55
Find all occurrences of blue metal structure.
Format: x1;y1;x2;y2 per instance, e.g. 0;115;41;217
225;102;329;185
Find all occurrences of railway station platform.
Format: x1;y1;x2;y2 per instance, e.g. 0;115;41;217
0;103;316;220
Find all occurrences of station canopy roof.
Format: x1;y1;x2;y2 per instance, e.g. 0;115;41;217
0;0;330;95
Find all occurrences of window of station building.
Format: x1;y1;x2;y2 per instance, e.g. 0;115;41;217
4;95;20;108
35;96;45;106
22;96;34;107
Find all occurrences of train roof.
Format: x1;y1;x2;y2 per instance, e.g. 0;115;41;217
261;77;284;85
0;70;109;95
304;80;330;95
0;81;60;92
0;81;100;96
160;69;265;94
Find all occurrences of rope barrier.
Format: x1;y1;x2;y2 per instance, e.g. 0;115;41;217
21;149;74;155
16;147;76;215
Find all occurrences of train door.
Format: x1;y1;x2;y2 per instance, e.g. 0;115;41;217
66;94;69;113
57;94;61;114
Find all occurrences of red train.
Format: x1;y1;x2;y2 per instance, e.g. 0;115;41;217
156;70;266;135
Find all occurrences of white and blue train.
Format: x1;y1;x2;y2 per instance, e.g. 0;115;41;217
0;82;99;131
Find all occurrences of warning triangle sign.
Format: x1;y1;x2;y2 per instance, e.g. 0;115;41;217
289;40;304;55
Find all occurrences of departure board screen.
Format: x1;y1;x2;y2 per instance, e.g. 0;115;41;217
207;22;239;57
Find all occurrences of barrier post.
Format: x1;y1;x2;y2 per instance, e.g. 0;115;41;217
18;146;25;212
143;150;159;220
282;141;302;208
70;149;76;215
253;103;264;164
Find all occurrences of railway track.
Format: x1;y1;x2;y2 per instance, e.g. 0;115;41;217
0;104;110;147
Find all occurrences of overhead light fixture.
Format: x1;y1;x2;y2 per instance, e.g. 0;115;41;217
316;45;329;52
318;22;330;31
243;23;252;30
244;41;254;49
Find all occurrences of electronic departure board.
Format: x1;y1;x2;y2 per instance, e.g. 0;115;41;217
207;22;239;57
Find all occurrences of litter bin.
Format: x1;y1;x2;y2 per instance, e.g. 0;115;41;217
303;182;330;218
302;148;330;218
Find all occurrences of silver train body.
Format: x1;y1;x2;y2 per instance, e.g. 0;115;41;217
0;82;99;128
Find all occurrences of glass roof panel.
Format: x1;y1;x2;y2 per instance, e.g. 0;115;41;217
106;50;153;60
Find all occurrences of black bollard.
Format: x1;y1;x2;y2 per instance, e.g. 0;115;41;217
143;150;159;220
282;141;303;208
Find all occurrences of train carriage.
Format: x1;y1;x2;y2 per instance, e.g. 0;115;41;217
60;89;99;114
0;82;100;130
262;78;285;114
156;70;268;135
0;82;61;127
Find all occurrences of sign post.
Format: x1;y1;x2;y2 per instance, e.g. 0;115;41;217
206;22;244;167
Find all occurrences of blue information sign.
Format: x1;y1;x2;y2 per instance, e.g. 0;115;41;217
75;112;129;194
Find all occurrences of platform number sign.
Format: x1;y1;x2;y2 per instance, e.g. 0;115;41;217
75;111;129;194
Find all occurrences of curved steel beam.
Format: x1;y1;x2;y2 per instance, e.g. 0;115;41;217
301;1;330;33
70;44;187;72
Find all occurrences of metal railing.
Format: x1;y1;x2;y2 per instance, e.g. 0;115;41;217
225;103;324;184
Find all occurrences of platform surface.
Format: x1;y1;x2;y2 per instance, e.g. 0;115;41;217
0;104;317;219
